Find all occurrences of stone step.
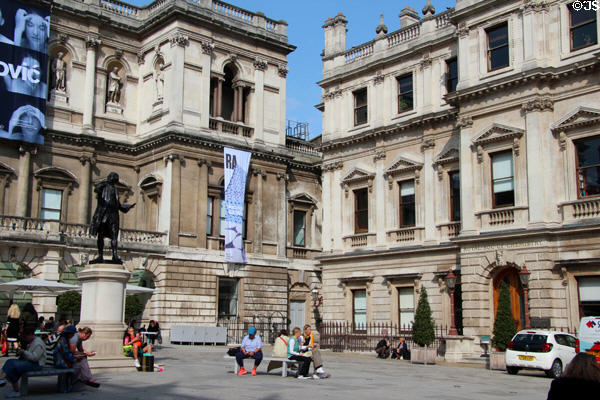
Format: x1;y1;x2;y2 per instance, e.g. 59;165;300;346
88;356;139;373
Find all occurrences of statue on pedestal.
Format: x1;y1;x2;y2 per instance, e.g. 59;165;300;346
154;61;164;101
52;52;67;92
90;172;135;264
107;67;122;105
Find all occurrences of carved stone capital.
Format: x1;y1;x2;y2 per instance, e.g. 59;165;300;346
79;154;97;166
420;138;435;152
276;172;289;181
137;51;145;65
170;33;189;47
373;150;386;162
559;131;568;151
456;116;473;129
522;97;554;113
278;65;289;78
85;36;101;50
201;40;215;55
58;33;68;44
252;168;267;178
253;58;268;71
374;72;385;85
198;158;212;168
476;145;484;163
322;161;343;172
163;153;182;163
114;48;123;59
419;56;432;70
18;145;37;156
521;0;549;12
457;23;469;38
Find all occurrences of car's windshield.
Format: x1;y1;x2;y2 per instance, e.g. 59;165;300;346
512;334;548;352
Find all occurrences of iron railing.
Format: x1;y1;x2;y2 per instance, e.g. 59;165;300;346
217;315;286;345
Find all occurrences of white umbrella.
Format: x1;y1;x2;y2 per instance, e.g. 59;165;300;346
0;278;80;294
125;284;155;294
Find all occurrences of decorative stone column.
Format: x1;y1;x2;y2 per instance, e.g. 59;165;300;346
15;146;35;217
78;263;130;359
456;25;470;91
276;172;287;258
33;248;61;318
374;149;387;246
78;155;95;224
420;56;432;114
168;33;188;128
422;138;436;243
196;159;210;248
83;36;100;132
321;166;332;252
165;154;182;246
457;116;476;235
253;58;267;143
252;168;266;254
200;41;214;128
278;65;288;145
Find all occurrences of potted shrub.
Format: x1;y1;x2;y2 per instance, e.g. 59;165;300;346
411;288;437;364
490;281;516;370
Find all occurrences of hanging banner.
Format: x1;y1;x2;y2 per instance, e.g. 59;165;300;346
0;0;50;145
224;147;251;263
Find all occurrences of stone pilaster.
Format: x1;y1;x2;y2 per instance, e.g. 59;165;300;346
276;172;287;258
165;154;182;246
457;116;476;235
278;65;288;145
421;138;436;243
83;36;100;131
78;155;95;224
15;146;35;217
321;168;332;252
33;248;62;317
200;41;214;128
168;33;188;128
374;150;387;246
456;24;470;91
253;58;267;143
197;159;210;247
253;168;266;254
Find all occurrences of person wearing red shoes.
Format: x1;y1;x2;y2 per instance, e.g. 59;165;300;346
236;327;263;376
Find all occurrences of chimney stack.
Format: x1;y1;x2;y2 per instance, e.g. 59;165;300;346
399;6;420;28
323;12;348;57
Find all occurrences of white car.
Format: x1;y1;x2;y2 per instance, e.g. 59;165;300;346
505;330;577;378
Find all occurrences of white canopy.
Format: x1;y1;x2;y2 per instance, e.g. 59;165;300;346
0;278;80;294
125;284;155;294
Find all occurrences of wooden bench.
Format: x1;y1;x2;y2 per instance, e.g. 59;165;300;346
19;368;75;396
224;355;299;377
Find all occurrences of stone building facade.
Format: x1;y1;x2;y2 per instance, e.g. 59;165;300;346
317;0;600;359
0;0;322;340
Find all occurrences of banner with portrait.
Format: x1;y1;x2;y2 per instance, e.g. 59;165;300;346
0;0;50;145
223;147;251;264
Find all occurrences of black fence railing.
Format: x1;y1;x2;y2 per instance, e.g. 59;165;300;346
320;321;448;354
217;316;286;345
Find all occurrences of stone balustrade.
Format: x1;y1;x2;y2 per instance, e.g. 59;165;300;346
343;233;376;248
437;222;461;241
476;206;529;231
100;0;138;17
286;246;322;259
285;138;321;156
209;118;253;138
387;24;421;48
386;226;424;243
559;197;600;223
435;9;453;29
344;42;374;64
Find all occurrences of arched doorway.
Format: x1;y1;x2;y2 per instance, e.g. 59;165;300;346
493;267;526;330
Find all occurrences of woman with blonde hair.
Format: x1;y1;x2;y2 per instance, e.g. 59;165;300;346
6;304;20;351
546;352;600;399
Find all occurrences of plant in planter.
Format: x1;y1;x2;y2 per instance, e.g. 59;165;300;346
411;287;436;364
490;281;517;370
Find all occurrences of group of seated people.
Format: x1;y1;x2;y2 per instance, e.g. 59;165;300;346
123;325;154;369
0;322;100;398
234;324;329;380
375;336;411;360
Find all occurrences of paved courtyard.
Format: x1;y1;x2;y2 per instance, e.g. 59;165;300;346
1;345;554;400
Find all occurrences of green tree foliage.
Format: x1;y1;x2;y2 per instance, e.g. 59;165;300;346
412;287;435;347
492;281;517;351
125;295;144;320
56;290;81;323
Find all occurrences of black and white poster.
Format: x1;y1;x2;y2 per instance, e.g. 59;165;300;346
0;0;50;145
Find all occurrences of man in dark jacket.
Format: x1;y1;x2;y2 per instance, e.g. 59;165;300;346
90;172;134;264
375;336;391;359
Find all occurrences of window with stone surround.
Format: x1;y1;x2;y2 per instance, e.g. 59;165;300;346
397;73;413;112
575;135;600;198
578;276;600;317
486;22;509;71
449;171;461;221
353;88;368;126
445;58;458;93
218;277;238;318
491;150;514;208
207;196;214;236
353;289;367;331
41;188;62;220
293;210;306;247
399;180;415;227
354;188;369;233
569;3;598;51
398;287;414;328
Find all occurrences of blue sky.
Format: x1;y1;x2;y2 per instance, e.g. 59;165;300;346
126;0;456;138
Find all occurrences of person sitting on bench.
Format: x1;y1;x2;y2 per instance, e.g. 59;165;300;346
123;327;152;369
69;327;100;388
0;326;46;398
236;327;263;376
287;327;312;379
301;324;329;379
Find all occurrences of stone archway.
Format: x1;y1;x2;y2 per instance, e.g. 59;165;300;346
492;266;525;331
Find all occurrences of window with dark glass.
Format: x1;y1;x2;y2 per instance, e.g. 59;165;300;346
353;289;367;331
207;196;214;236
41;189;62;220
218;277;238;318
578;276;600;317
569;3;598;51
399;180;415;227
354;188;369;233
491;150;514;207
449;171;461;221
575;136;600;198
397;74;413;112
446;58;458;93
293;210;306;247
353;88;368;126
486;23;509;71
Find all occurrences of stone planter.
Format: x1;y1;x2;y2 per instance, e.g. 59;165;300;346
489;351;506;370
410;346;437;365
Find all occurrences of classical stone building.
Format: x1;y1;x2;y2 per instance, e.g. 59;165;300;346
0;0;322;340
317;0;600;359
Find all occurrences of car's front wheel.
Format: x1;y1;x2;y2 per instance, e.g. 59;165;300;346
506;366;520;375
545;359;562;378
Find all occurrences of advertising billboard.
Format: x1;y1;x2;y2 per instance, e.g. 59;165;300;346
223;147;251;264
0;0;50;145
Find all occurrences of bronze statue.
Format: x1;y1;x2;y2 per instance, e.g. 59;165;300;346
90;172;135;264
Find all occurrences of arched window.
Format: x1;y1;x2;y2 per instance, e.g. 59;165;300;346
210;64;249;123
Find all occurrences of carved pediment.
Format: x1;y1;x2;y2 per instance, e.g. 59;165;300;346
551;106;600;134
0;162;16;176
34;167;78;185
289;192;318;206
384;156;423;176
472;124;524;146
341;167;375;184
434;147;459;165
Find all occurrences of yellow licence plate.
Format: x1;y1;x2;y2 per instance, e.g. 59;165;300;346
518;356;534;361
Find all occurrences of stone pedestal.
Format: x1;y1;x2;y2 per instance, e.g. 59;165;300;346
50;90;69;105
106;102;123;115
77;263;130;359
444;335;476;363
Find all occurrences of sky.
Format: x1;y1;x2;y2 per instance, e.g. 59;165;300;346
126;0;456;138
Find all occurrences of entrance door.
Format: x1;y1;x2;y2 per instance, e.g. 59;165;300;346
493;268;525;330
289;300;306;331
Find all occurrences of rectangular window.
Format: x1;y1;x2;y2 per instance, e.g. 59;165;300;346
353;289;367;331
449;171;461;221
218;278;238;318
293;210;306;247
578;276;600;317
446;58;458;93
397;74;413;112
353;88;368;126
207;196;213;236
575;136;600;197
491;150;514;207
41;189;62;220
486;22;509;71
570;3;598;51
220;199;247;239
354;188;369;233
399;180;416;227
398;287;415;328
